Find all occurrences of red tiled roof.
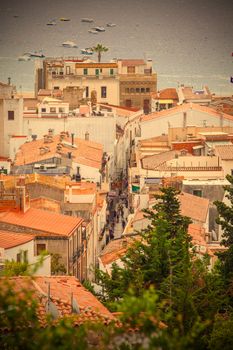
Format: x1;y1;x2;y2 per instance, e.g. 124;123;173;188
120;59;145;66
141;150;178;169
141;102;233;123
0;276;115;331
99;103;140;112
188;223;206;246
14;134;103;169
0;230;34;249
0;208;83;236
100;236;140;266
215;144;233;160
151;88;178;100
179;192;209;223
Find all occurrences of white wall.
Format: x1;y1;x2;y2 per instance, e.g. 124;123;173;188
0;98;23;157
23;115;116;154
140;109;233;140
4;239;51;276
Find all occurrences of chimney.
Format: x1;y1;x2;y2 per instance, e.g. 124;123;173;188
48;128;54;136
31;134;37;141
16;185;30;213
8;77;11;85
85;131;89;141
44;135;49;143
75;166;81;182
71;133;75;145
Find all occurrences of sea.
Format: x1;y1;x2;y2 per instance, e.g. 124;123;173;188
0;0;232;95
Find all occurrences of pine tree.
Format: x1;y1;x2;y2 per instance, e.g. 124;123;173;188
214;174;233;285
96;187;192;302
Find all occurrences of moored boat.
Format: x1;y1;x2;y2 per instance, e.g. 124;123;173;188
81;18;94;23
106;23;116;27
92;26;105;32
62;41;78;48
88;29;98;34
60;18;70;21
80;48;93;55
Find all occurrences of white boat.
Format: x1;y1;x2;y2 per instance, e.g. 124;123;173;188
88;29;98;34
80;48;93;55
25;51;45;58
81;18;94;23
62;41;78;48
47;20;56;26
18;55;31;61
92;26;105;32
60;17;70;22
106;23;116;27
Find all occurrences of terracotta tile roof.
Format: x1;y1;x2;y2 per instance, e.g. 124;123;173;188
141;150;178;169
37;89;52;96
0;208;83;236
14;134;103;169
23;98;38;109
0;276;115;331
188;223;206;246
215;144;233;160
120;59;145;66
141;102;233;123
99;235;140;266
179;192;209;223
134;192;209;226
151;88;178;100
0;230;34;249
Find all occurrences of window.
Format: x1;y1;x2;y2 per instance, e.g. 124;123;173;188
41;108;46;113
146;87;150;93
86;86;89;98
110;68;114;75
37;243;46;255
125;99;132;107
53;86;60;90
16;253;21;262
66;66;71;75
141;87;145;93
83;68;88;75
23;250;28;263
136;88;140;93
193;189;202;197
130;88;135;93
127;66;135;74
8;111;14;120
50;107;56;113
59;107;65;113
101;86;107;98
95;69;99;76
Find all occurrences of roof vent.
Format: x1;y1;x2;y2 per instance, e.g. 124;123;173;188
71;292;80;314
45;282;60;319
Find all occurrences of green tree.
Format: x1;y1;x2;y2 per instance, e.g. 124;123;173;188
97;188;191;300
91;43;108;62
214;174;233;288
51;253;66;275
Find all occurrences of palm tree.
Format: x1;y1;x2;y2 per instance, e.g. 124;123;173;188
91;43;108;62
